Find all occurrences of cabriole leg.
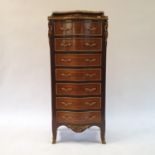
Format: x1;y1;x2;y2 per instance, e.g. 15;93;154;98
100;126;106;144
52;125;57;144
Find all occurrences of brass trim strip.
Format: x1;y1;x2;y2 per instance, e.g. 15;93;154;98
48;16;108;20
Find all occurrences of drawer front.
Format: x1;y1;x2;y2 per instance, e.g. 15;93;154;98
55;38;102;51
56;97;101;110
54;21;102;36
56;111;101;124
55;54;101;67
56;69;101;81
56;83;101;96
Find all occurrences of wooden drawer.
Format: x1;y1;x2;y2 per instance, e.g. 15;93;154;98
54;20;102;36
56;97;101;110
55;54;101;67
55;38;102;51
56;83;101;96
56;111;101;124
56;69;101;81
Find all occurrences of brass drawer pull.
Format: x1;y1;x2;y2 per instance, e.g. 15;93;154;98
83;115;96;121
61;102;72;106
84;42;96;47
61;73;71;77
84;87;96;92
62;115;72;120
59;27;72;31
61;87;72;92
82;115;96;120
85;102;97;106
61;58;72;62
84;73;95;78
86;26;96;31
85;58;96;63
60;41;72;47
88;115;96;120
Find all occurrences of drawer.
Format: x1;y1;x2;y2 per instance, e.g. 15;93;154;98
54;20;102;36
55;54;101;67
56;111;101;124
56;97;101;110
56;83;101;96
56;69;101;81
55;38;102;51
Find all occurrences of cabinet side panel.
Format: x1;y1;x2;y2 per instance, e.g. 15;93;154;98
48;20;57;140
101;19;108;139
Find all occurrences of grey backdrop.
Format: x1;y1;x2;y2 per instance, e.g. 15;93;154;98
0;0;155;154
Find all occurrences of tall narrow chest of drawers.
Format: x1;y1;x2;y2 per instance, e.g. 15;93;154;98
48;11;108;144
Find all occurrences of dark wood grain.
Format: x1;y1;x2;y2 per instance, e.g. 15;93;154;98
54;21;102;36
55;54;101;67
56;97;101;110
55;68;101;81
56;111;101;124
55;38;102;51
56;83;101;96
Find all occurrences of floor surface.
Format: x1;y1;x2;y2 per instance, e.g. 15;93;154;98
0;108;154;155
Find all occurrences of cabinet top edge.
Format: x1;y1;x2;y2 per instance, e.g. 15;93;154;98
48;10;108;20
